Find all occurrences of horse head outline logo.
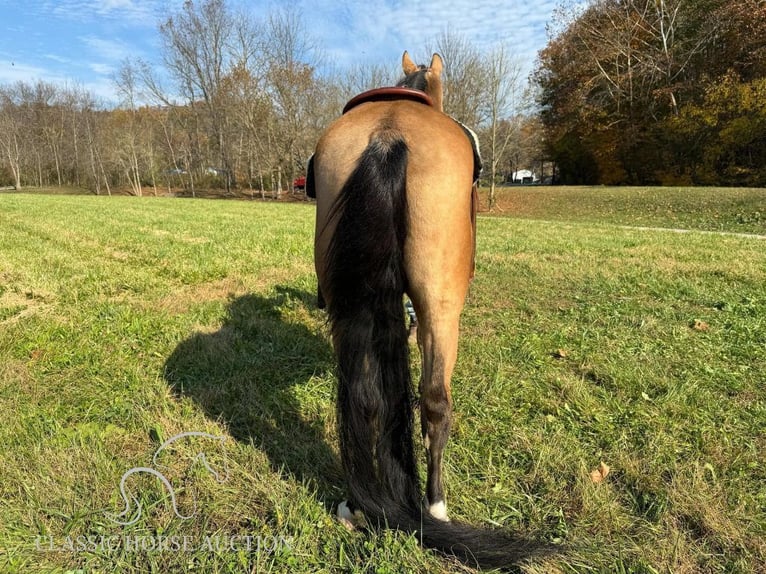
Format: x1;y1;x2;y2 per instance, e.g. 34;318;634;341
105;431;229;526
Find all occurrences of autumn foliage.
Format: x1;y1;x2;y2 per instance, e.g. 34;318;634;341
535;0;766;186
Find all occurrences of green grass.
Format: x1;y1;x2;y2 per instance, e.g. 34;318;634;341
1;191;764;573
486;186;766;235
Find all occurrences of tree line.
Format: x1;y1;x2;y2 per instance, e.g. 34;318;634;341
535;0;766;186
0;3;342;197
6;0;755;194
0;0;538;203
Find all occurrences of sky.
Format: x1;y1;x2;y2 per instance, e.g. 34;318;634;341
0;0;561;104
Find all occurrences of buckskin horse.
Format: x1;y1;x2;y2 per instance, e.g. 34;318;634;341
309;52;550;569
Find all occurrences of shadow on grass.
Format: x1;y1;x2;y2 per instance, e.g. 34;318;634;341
163;287;342;503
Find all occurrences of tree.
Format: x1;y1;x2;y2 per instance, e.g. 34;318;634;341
0;85;24;189
429;30;487;127
480;45;524;208
264;7;325;195
673;74;766;186
339;62;397;101
113;62;147;196
536;0;738;185
159;0;254;192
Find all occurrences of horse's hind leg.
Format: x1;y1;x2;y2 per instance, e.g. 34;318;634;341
406;190;473;521
416;309;462;521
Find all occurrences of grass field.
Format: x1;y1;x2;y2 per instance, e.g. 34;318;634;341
485;186;766;235
0;189;764;573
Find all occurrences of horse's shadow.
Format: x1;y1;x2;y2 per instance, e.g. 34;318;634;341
163;287;343;504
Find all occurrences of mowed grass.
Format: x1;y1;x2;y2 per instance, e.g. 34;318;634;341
485;186;766;235
0;191;764;573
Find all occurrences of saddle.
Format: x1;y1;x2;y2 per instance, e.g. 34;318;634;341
342;87;434;114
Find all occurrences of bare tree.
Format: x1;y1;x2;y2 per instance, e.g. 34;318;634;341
569;0;713;119
481;45;524;209
82;101;111;196
60;85;85;188
339;61;398;101
642;0;711;117
0;86;23;189
264;7;324;194
218;61;273;196
429;30;487;127
113;62;145;195
159;0;247;192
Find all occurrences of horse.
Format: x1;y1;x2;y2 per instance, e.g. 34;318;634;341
310;52;551;569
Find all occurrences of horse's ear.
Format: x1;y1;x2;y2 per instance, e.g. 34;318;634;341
429;53;444;78
402;51;419;75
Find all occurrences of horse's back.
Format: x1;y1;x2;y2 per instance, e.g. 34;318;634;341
314;100;473;206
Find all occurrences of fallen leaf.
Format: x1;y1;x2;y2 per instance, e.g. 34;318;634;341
553;349;568;359
691;319;710;331
590;461;610;483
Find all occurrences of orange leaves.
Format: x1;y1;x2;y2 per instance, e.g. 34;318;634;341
691;319;710;332
590;461;611;484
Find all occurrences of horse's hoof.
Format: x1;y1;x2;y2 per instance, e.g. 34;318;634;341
337;500;365;531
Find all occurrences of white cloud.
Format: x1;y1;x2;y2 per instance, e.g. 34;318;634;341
300;0;559;78
0;61;57;85
79;36;135;62
43;0;162;24
90;63;116;75
44;53;73;65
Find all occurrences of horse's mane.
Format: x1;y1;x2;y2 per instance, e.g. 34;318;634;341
396;66;428;92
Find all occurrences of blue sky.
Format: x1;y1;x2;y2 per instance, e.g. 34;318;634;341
0;0;560;103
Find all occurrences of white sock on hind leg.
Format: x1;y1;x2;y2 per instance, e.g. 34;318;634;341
337;500;364;531
429;500;449;521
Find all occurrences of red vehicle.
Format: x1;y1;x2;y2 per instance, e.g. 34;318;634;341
293;176;306;191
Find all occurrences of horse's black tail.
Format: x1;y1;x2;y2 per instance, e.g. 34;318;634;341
324;133;553;570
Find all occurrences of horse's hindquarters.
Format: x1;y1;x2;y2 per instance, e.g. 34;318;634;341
312;95;477;533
